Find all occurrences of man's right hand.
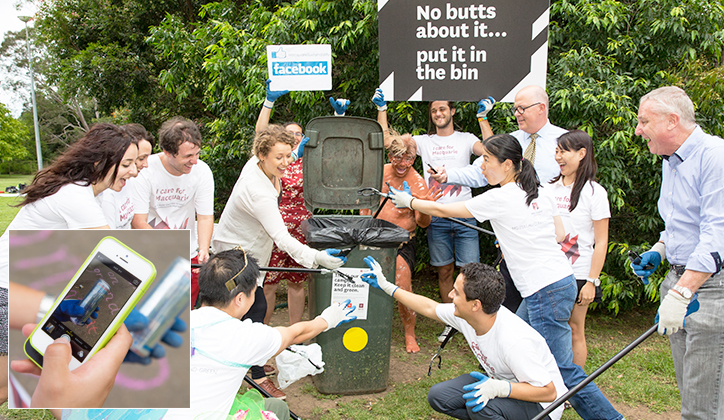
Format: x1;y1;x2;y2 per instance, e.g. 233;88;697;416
428;165;447;183
360;256;399;296
264;79;289;108
630;250;662;284
372;88;387;111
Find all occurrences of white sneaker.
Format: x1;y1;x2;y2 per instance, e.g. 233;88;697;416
437;325;453;343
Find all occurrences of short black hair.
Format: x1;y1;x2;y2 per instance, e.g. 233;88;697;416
460;263;505;314
196;249;259;307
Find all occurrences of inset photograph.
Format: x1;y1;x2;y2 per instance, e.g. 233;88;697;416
8;229;191;409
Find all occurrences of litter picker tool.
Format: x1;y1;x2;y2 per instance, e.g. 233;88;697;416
191;264;354;282
428;327;458;376
531;296;700;420
357;187;496;237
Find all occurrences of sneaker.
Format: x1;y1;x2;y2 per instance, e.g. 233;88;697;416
263;364;277;376
437;325;453;343
256;378;286;400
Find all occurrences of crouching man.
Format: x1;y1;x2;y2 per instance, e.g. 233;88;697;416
165;248;356;420
360;258;567;420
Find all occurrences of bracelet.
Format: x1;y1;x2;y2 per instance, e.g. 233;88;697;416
409;197;415;210
478;116;487;121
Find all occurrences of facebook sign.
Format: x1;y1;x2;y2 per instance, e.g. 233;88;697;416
267;45;332;91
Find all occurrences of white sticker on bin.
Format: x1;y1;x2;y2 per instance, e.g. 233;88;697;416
331;268;370;321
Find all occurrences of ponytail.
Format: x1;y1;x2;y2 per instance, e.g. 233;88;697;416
518;158;540;206
482;133;540;206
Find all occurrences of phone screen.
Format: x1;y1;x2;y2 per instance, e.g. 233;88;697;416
41;251;141;362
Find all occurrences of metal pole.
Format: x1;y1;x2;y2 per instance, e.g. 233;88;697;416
531;324;658;420
19;16;43;170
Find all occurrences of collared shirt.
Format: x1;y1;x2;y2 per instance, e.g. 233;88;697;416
658;126;724;273
446;121;567;187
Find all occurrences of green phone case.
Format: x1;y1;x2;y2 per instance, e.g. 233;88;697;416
24;236;157;368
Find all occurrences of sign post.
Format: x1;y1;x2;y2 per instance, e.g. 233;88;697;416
378;0;551;101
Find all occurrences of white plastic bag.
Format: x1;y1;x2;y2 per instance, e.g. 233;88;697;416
275;343;325;389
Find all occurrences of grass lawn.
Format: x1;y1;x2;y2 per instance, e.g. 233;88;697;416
0;174;34;234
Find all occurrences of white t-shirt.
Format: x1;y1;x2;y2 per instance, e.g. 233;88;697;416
544;180;610;279
0;183;108;289
99;178;137;229
164;306;282;420
436;304;566;420
212;157;318;286
465;183;573;297
131;154;215;257
414;131;479;204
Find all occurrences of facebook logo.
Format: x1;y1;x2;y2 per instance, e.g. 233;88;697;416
272;61;329;76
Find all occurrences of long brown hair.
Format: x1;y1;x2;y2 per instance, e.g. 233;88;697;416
549;130;598;211
20;123;133;206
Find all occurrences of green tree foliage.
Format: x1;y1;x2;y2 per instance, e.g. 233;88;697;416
27;0;724;313
0;103;31;164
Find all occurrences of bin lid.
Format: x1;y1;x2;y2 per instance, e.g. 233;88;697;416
302;116;385;212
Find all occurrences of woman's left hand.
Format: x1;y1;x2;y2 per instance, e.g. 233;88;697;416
577;282;596;306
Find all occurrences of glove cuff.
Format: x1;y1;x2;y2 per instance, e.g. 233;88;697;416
376;104;388;112
650;242;666;261
263;99;275;109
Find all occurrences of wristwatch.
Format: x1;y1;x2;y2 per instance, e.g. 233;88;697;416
586;277;601;287
672;284;693;299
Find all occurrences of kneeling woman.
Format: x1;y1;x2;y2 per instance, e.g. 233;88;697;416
388;133;622;420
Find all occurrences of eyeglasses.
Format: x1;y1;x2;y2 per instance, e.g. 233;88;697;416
512;102;542;116
390;155;415;163
290;132;304;138
226;246;249;292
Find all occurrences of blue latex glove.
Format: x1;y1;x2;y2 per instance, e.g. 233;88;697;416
329;97;350;116
361;256;398;296
630;250;662;285
264;79;289;108
318;298;357;331
388;181;414;209
462;371;511;412
656;293;699;335
325;248;347;265
372;88;387;111
123;310;187;364
477;96;496;118
56;299;98;324
292;135;309;160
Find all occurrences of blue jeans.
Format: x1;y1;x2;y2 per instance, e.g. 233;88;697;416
662;269;724;420
427;217;480;267
428;374;550;420
517;276;622;420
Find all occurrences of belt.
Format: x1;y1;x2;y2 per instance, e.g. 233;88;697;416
670;264;686;276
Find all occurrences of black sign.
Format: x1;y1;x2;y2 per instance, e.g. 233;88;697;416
378;0;550;101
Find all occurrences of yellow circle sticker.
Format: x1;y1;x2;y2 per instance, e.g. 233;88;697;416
342;327;368;352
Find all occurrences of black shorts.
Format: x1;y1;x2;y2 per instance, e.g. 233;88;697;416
397;239;417;272
576;279;602;304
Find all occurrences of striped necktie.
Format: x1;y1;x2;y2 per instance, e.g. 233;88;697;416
523;133;539;165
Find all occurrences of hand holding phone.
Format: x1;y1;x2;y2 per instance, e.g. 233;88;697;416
25;237;156;371
427;163;438;174
13;322;132;408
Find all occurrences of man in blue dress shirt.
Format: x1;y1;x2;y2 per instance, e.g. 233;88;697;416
631;86;724;420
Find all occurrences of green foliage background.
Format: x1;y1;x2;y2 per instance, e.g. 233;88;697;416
15;0;724;314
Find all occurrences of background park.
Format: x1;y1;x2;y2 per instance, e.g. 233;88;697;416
1;0;723;418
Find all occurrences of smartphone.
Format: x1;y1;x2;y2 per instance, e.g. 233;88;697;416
25;236;156;371
628;250;655;270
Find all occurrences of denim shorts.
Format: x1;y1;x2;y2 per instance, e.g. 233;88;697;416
426;217;480;267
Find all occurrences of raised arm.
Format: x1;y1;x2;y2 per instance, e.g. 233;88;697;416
477;97;496;140
255;79;289;133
